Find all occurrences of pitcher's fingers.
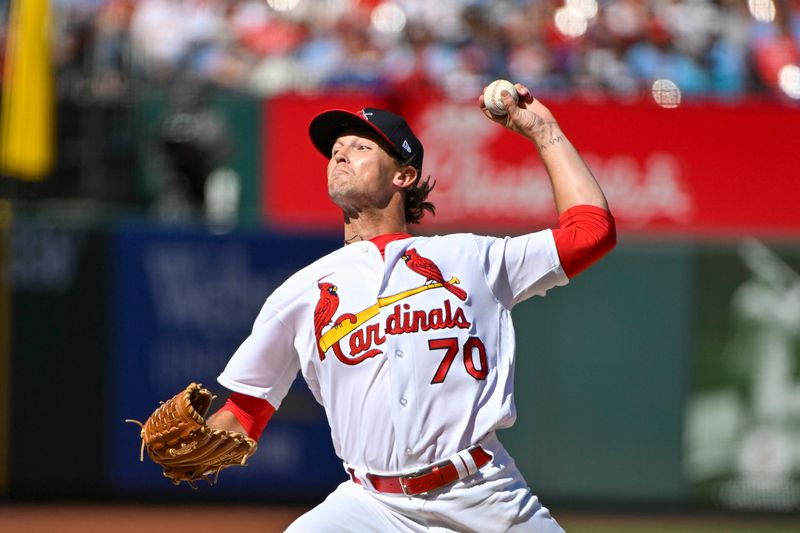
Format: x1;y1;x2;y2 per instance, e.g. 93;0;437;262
515;83;534;104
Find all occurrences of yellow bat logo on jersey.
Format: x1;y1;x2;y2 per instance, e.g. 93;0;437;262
318;277;461;353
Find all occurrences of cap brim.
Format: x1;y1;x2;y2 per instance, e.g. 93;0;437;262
308;110;396;159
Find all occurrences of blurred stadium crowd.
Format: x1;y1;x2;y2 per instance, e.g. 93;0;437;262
31;0;800;103
0;0;797;212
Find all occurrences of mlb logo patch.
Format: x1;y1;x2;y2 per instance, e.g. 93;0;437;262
402;140;412;153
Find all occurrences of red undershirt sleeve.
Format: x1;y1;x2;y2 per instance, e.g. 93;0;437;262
551;204;617;279
217;392;276;441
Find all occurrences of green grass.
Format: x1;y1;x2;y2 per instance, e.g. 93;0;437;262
560;515;800;533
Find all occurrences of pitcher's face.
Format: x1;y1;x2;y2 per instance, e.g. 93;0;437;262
327;130;401;213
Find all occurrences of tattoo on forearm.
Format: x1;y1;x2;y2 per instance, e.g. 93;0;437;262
532;121;564;152
536;132;566;152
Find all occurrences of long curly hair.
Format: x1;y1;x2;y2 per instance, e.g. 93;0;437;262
404;174;436;224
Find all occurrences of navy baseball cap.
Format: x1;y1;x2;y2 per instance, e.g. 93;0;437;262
309;108;424;173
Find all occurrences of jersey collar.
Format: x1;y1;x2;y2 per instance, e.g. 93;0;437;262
370;233;412;258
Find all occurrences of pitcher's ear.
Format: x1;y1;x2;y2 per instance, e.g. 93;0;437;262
394;165;418;189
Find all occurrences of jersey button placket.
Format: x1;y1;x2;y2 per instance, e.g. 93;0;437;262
380;291;417;466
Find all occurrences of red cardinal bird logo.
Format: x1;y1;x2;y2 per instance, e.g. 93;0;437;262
313;282;339;360
402;248;467;301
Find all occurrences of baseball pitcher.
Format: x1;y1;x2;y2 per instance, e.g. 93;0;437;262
131;83;616;532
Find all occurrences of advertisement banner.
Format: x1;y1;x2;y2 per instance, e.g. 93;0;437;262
8;220;112;496
110;225;343;498
685;240;800;511
0;203;9;496
263;95;800;237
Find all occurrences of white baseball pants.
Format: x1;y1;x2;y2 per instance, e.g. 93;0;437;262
285;434;565;533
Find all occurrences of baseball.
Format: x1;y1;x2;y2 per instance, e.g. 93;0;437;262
483;80;518;116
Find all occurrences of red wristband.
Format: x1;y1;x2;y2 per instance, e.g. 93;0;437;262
217;392;276;441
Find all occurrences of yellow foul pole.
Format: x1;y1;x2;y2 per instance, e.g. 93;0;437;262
0;0;54;180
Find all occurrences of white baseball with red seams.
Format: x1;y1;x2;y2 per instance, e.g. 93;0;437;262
218;232;568;531
484;80;519;116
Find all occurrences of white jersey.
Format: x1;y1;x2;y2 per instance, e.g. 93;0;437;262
218;231;568;474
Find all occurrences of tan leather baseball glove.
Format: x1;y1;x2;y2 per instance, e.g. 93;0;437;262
127;383;257;488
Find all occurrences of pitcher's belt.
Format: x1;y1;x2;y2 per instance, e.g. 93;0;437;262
347;446;492;496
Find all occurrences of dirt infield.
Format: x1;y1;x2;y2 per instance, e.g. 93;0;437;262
0;504;309;533
2;504;800;532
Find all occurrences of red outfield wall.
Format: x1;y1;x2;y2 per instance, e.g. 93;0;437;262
263;94;800;237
